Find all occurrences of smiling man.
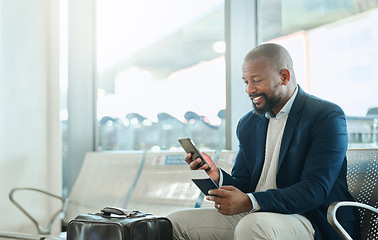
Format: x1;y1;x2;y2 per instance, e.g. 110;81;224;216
167;43;361;240
243;45;296;117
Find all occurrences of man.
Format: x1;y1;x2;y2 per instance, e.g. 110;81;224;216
167;43;360;239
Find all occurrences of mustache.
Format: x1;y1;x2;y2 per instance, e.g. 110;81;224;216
249;93;266;99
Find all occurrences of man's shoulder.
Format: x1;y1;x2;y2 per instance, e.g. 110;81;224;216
239;110;262;125
295;88;344;116
236;111;264;140
237;110;268;134
303;93;344;114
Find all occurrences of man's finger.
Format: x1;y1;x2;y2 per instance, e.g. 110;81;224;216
189;158;203;170
184;153;192;163
219;185;237;191
207;188;227;197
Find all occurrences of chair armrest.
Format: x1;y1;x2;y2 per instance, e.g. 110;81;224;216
9;187;68;235
327;201;378;240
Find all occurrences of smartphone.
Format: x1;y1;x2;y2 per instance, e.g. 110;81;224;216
178;137;211;171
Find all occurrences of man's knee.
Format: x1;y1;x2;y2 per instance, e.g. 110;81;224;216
167;209;212;240
167;210;187;239
167;208;242;240
234;213;271;239
234;212;315;240
167;210;180;226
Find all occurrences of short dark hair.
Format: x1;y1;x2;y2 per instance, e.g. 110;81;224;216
244;43;296;82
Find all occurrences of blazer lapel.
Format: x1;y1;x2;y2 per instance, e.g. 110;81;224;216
249;114;269;186
277;86;306;171
256;115;268;166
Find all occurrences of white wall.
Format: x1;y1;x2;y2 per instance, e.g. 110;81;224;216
0;0;61;234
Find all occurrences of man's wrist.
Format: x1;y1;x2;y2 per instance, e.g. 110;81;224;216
247;193;261;213
217;167;223;187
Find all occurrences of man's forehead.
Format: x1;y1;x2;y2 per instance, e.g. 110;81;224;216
242;57;269;72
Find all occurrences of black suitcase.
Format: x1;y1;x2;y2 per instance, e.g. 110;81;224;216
66;207;172;240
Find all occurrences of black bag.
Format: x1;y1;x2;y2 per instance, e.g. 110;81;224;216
66;207;173;240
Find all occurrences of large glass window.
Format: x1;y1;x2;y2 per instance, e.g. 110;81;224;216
96;0;225;151
262;0;378;148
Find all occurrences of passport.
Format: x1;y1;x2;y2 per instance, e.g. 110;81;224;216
190;170;218;195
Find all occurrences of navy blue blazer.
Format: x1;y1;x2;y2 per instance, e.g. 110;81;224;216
222;86;360;240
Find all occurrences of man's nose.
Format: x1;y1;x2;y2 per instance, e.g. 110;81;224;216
245;82;256;94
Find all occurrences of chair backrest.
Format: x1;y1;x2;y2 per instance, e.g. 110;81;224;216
346;148;378;240
125;150;215;216
63;151;145;225
215;150;237;173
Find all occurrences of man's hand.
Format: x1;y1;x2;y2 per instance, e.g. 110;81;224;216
206;186;253;215
185;152;219;184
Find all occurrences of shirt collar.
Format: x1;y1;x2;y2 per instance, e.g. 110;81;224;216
265;86;298;119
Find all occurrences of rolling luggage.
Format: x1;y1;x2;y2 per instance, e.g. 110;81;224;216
66;207;172;240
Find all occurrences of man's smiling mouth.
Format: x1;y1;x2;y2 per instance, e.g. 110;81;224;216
251;95;263;104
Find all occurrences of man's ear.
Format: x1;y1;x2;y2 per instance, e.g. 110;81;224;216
280;68;291;85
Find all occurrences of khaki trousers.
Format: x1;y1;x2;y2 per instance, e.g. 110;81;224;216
167;208;315;240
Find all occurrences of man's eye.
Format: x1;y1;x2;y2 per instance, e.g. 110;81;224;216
254;79;263;82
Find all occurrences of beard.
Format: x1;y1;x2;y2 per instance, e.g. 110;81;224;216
251;92;282;116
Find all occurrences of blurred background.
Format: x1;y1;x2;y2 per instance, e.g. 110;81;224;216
1;0;378;235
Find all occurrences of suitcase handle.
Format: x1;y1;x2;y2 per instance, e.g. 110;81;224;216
101;207;138;217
